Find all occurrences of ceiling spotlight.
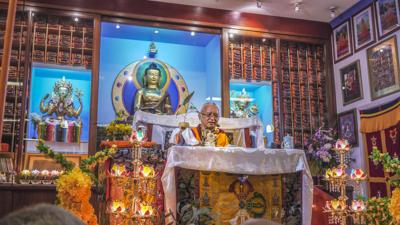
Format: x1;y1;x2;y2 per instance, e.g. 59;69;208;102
154;30;159;34
32;12;35;16
329;6;337;18
256;0;263;8
116;24;120;29
74;17;79;22
262;38;266;42
294;2;301;13
229;33;234;38
190;31;196;36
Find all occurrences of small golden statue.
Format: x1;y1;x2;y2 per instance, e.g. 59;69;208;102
40;76;83;120
133;62;173;115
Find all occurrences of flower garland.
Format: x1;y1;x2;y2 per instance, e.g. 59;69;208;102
390;188;400;224
36;140;117;225
56;168;97;225
365;197;393;225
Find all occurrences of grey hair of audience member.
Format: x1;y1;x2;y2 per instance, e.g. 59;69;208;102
242;219;282;225
0;203;85;225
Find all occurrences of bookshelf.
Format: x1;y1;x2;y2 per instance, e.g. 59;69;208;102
280;41;327;148
0;10;28;152
31;13;93;68
227;34;328;148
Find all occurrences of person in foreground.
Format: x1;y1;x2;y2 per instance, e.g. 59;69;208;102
0;203;84;225
169;102;229;147
242;218;282;225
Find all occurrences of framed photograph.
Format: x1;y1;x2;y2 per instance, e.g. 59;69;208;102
340;60;363;105
24;153;83;171
333;21;352;62
338;109;358;147
375;0;400;38
367;36;400;100
352;6;376;51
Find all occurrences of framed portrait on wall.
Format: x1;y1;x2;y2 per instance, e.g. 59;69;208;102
339;60;363;105
367;36;400;100
333;21;352;62
352;5;376;51
375;0;400;38
338;109;358;147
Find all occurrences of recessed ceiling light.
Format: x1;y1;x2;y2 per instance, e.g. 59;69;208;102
32;12;35;16
262;38;266;42
74;17;79;22
190;31;196;36
154;30;159;34
229;33;234;38
116;24;120;29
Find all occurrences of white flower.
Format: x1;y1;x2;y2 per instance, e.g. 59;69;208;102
324;143;332;150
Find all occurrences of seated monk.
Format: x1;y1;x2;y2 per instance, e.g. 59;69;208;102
169;102;229;147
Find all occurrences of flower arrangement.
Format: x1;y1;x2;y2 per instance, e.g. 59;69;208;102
106;111;132;141
36;140;117;225
56;167;97;225
306;127;338;176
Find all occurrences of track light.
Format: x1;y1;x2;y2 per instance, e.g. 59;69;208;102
329;6;337;18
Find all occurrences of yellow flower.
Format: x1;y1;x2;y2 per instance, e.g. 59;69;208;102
390;188;400;224
56;168;97;225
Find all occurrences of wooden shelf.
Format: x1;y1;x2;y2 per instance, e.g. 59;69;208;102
32;14;94;69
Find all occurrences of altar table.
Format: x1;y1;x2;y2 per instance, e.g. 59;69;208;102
161;146;313;225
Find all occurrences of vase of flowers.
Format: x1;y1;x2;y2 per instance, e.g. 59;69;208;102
106;111;132;141
19;170;31;184
306;127;338;179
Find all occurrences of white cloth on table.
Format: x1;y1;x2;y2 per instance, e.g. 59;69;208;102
161;146;313;225
133;110;265;148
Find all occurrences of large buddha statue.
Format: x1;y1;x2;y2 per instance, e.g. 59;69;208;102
133;63;173;115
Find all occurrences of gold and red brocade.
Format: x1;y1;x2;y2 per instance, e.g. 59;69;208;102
100;140;134;149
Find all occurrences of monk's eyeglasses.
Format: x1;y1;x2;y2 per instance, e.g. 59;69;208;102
200;112;219;119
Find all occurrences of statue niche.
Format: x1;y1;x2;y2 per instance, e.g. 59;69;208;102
34;77;83;143
133;62;173;115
